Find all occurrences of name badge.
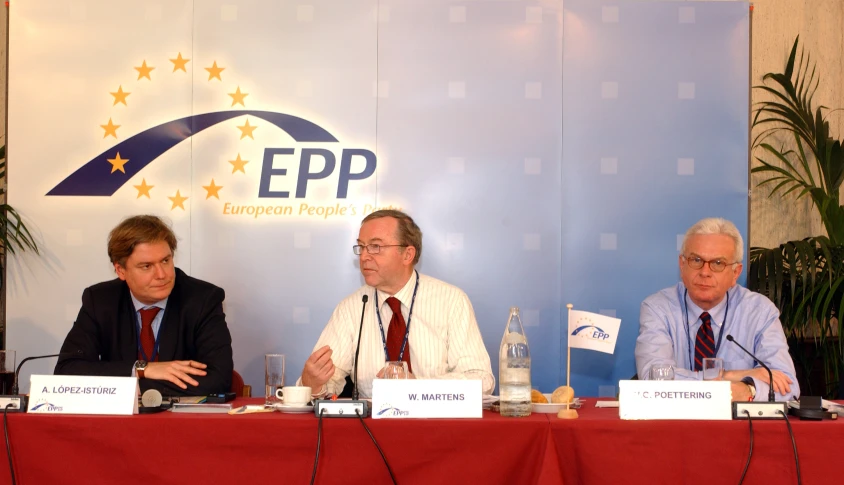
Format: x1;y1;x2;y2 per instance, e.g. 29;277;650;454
371;379;482;419
28;375;139;415
619;380;732;420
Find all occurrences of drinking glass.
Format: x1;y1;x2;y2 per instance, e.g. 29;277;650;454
381;361;408;379
702;358;724;381
265;354;285;407
649;364;675;381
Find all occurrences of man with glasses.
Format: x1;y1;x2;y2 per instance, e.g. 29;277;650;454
298;209;494;399
635;218;799;401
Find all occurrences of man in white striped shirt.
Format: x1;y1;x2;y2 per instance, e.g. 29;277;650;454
300;209;494;399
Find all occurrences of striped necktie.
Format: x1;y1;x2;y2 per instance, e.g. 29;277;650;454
693;312;715;371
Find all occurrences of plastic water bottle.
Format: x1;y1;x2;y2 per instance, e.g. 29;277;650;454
499;307;531;417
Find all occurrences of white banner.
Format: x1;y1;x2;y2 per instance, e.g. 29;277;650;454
28;375;139;415
568;310;621;354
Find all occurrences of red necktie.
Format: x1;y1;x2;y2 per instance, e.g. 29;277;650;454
385;297;412;374
138;307;161;362
693;312;715;371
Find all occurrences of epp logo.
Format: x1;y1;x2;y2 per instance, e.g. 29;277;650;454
29;400;63;412
571;325;611;341
47;110;376;199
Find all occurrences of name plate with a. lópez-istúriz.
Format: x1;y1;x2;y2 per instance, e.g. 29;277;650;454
27;375;139;415
371;379;482;418
619;380;732;420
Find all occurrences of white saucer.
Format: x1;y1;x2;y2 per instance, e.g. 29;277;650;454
274;403;312;413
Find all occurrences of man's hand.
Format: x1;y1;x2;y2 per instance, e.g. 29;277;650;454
144;360;208;389
301;346;335;390
724;368;792;395
731;381;752;402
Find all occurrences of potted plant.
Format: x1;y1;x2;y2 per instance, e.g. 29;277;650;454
0;142;39;346
748;36;844;398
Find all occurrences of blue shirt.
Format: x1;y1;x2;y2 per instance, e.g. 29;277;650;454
635;282;800;401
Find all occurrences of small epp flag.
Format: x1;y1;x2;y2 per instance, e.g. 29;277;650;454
568;310;621;354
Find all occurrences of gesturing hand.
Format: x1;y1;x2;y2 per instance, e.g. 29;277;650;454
301;346;335;390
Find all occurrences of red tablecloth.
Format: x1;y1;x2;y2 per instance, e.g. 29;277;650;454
0;399;559;485
550;398;843;485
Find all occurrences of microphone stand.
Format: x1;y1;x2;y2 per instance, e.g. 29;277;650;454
726;335;787;420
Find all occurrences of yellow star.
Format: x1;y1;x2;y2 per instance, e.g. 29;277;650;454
228;86;249;107
110;85;130;106
170;52;190;72
133;179;154;198
202;179;223;200
237;119;257;139
229;153;249;174
134;60;155;80
101;118;120;138
205;61;225;81
107;152;129;174
168;190;189;210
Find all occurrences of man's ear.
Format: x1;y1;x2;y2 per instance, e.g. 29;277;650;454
114;262;127;281
403;246;417;265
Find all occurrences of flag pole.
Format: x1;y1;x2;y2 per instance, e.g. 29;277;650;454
558;304;578;419
566;304;572;410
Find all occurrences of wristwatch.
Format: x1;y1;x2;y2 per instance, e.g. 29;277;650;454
742;377;757;401
134;360;148;379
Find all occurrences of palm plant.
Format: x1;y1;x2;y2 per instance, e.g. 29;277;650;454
749;36;844;397
0;143;39;290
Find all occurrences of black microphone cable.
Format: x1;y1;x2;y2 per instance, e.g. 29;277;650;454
737;409;754;485
309;408;327;485
355;408;397;485
4;403;16;485
777;410;802;485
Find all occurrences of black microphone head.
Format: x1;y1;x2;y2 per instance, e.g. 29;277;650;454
726;335;734;342
362;294;368;303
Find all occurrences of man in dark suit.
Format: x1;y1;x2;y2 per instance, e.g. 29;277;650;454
55;215;233;396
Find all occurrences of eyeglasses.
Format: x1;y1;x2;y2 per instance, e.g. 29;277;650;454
353;244;407;255
682;255;737;273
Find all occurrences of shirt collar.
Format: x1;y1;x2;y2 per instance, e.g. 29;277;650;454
377;270;418;309
684;284;731;329
130;292;168;313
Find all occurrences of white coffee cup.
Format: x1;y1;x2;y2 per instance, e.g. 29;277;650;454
275;385;311;405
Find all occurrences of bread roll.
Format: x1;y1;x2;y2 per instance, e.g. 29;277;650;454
551;386;574;404
530;389;548;404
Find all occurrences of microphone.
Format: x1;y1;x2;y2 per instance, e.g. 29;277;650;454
726;335;788;420
725;335;775;402
352;294;369;401
313;294;370;418
0;352;78;413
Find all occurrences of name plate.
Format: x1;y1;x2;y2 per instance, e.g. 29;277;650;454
619;380;732;420
372;379;481;419
28;375;139;415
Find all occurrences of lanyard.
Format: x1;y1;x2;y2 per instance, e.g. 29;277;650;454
375;271;420;362
683;288;729;371
136;307;164;362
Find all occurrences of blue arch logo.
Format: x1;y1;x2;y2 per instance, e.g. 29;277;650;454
47;110;348;197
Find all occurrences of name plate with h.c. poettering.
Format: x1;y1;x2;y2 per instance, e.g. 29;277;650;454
619;380;732;420
371;379;482;419
27;375;139;415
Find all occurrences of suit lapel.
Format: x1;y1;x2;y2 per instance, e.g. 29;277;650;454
156;271;182;362
120;285;139;359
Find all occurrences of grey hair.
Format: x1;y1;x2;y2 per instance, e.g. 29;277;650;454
681;218;744;263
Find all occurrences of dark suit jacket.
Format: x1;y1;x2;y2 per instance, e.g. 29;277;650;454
54;268;233;396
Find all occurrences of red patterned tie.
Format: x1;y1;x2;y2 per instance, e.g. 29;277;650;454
138;307;161;362
693;312;715;371
385;297;412;374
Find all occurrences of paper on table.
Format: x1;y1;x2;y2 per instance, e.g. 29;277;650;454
595;400;619;408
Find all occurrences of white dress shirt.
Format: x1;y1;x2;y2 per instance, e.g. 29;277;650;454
302;272;494;398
